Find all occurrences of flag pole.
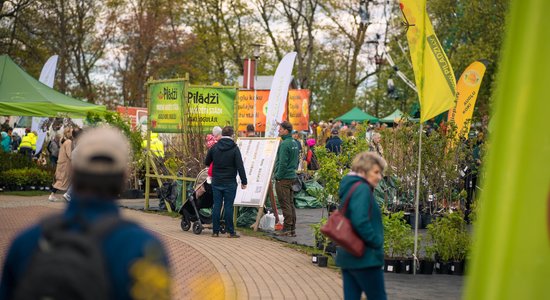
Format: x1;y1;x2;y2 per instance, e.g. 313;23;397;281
413;122;423;275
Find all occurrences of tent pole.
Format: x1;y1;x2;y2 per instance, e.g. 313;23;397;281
413;122;423;275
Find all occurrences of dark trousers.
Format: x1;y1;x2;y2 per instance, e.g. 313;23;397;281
50;155;58;168
275;179;296;232
19;147;32;161
212;183;237;235
342;267;387;300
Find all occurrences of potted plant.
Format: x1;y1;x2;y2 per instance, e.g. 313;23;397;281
418;237;436;275
427;211;470;275
383;211;414;273
310;217;329;267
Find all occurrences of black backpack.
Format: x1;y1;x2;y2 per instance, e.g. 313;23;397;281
13;215;134;300
308;150;320;171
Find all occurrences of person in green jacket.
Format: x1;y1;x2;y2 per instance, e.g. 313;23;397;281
336;151;387;300
274;121;299;237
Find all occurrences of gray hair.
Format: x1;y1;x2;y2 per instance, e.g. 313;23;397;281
212;126;222;137
351;151;387;175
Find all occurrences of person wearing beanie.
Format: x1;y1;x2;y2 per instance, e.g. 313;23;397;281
325;128;343;154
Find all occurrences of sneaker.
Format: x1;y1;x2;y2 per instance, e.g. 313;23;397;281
62;193;71;202
228;233;240;238
211;233;219;237
48;194;58;202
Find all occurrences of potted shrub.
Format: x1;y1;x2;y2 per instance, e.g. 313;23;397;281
383;211;414;273
427;211;470;275
310;217;329;267
418;237;436;275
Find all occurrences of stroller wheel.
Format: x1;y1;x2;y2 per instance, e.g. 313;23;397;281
220;222;226;234
181;218;191;231
192;222;203;235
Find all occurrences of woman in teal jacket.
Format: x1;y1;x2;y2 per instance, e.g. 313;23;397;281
336;151;387;300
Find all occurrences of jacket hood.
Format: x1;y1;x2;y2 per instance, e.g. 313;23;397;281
338;174;370;200
217;137;236;151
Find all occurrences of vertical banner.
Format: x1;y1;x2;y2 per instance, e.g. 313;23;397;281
265;52;297;137
149;81;185;133
448;61;487;139
237;90;270;132
288;90;310;131
186;86;236;132
465;0;550;299
34;55;60;152
400;0;456;122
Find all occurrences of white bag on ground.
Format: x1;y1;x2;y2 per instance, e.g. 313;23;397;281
259;213;276;231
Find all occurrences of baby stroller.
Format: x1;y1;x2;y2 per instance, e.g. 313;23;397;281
179;168;226;234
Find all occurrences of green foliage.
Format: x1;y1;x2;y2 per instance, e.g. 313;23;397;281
0;168;51;189
310;217;329;253
86;111;143;162
0;152;36;172
426;212;470;262
382;211;414;258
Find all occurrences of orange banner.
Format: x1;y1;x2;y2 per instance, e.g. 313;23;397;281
237;90;270;132
237;90;309;133
288;90;310;131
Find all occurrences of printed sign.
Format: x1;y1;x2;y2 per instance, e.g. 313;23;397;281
234;138;280;207
186;87;236;133
149;81;185;133
288;89;310;131
116;106;148;130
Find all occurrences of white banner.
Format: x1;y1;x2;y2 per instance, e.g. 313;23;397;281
34;55;59;152
234;138;280;207
39;55;58;88
264;52;297;137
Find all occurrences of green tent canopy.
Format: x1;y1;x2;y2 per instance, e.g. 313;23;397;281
0;55;106;118
335;107;378;123
379;109;419;123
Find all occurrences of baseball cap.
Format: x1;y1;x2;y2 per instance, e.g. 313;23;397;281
279;121;293;132
72;126;130;175
331;129;339;135
291;130;298;134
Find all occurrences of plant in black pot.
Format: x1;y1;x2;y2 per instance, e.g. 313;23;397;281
427;211;470;275
383;211;414;273
310;217;330;267
418;237;436;275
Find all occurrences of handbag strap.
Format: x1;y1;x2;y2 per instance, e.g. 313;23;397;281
340;181;364;214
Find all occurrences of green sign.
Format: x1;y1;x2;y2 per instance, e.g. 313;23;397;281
186;87;236;133
149;81;185;133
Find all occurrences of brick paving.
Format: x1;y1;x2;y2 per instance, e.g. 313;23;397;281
0;195;463;299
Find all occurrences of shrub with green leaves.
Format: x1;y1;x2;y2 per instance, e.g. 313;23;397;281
0;168;52;189
382;211;414;258
0;152;36;172
426;211;470;262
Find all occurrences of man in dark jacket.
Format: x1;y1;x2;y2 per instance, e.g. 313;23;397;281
205;126;248;238
0;126;171;300
274;121;299;237
325;129;343;154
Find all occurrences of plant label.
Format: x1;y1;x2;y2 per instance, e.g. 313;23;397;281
388;265;393;272
406;265;410;271
312;256;318;263
451;265;455;271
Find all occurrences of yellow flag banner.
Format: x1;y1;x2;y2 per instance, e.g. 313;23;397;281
400;0;456;122
464;0;550;299
448;61;487;140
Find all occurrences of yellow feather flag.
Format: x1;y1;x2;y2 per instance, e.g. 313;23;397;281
399;0;456;122
448;61;487;140
464;0;550;299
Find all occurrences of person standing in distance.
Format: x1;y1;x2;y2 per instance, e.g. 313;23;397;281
274;121;299;237
205;126;247;238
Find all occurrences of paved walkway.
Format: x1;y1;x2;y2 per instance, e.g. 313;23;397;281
0;195;463;299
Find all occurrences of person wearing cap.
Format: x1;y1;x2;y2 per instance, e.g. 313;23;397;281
325;128;343;155
204;126;248;238
0;126;171;300
274;121;299;237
